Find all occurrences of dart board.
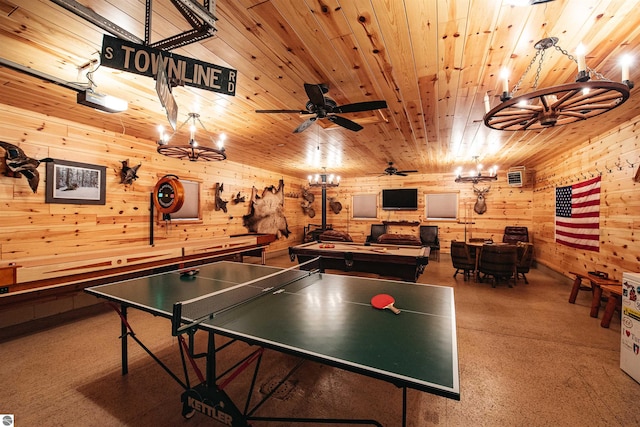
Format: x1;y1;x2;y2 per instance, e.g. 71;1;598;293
153;175;184;214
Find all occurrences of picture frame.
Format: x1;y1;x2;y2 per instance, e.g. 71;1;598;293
45;160;106;205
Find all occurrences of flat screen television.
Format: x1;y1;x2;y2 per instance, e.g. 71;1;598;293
382;188;418;210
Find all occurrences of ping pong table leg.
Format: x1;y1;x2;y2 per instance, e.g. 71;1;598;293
121;305;128;375
206;332;216;386
402;387;407;427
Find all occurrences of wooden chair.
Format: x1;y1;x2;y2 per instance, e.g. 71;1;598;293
450;241;475;281
478;244;518;288
419;225;440;261
516;242;534;284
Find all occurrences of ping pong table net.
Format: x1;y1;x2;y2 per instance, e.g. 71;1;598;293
171;258;322;336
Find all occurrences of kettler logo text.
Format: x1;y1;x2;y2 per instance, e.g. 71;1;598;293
187;397;232;425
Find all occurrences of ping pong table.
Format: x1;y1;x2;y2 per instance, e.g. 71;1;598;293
85;258;459;426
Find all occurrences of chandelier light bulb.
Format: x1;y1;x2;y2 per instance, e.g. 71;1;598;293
576;43;587;72
620;54;632;82
500;68;510;94
217;133;226;150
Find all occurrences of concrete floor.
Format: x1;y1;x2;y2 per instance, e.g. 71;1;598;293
1;252;639;426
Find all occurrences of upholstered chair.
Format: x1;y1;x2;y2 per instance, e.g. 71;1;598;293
450;241;475;281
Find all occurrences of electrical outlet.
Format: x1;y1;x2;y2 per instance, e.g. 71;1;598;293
0;286;9;294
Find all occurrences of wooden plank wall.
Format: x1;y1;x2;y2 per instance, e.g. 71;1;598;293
302;175;533;249
0;103;308;273
531;119;640;281
1;102;638;295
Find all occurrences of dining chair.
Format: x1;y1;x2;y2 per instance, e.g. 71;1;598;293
516;242;534;284
450;241;475;281
478;244;518;288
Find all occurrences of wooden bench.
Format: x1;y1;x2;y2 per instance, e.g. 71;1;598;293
600;284;623;328
568;271;620;318
1;235;275;297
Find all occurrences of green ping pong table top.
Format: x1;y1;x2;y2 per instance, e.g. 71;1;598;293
85;260;460;400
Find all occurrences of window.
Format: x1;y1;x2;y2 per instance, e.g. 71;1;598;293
352;194;377;219
167;179;202;221
425;192;458;220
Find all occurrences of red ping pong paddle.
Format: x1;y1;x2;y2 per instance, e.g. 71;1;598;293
371;293;401;314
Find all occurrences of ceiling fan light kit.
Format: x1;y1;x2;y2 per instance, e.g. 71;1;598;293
483;37;634;131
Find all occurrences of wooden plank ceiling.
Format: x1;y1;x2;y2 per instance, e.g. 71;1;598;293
0;0;639;178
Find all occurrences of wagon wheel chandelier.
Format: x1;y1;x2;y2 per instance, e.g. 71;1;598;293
157;113;227;162
455;156;498;184
484;37;634;131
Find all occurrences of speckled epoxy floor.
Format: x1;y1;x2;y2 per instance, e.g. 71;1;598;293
1;252;638;426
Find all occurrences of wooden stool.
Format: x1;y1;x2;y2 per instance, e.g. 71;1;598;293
600;284;623;328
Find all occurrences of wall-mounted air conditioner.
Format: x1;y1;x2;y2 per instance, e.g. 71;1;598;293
507;166;534;187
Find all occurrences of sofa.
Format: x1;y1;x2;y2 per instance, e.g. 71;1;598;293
318;229;353;242
376;233;422;246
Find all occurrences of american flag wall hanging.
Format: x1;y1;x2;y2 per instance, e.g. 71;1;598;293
555;176;601;252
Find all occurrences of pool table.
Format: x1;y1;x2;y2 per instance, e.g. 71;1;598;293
288;240;430;282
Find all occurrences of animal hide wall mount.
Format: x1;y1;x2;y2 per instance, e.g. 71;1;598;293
0;141;53;193
473;185;491;215
328;197;343;214
243;179;290;238
231;192;245;204
214;182;229;213
119;159;141;185
300;187;315;218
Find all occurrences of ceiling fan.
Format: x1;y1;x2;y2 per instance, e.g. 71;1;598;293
255;83;387;133
382;162;418;176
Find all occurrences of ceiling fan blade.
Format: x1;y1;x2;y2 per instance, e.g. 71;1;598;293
255;109;311;114
334;100;387;114
396;170;418;174
293;117;317;133
304;83;326;107
328;115;363;132
396;173;408;176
